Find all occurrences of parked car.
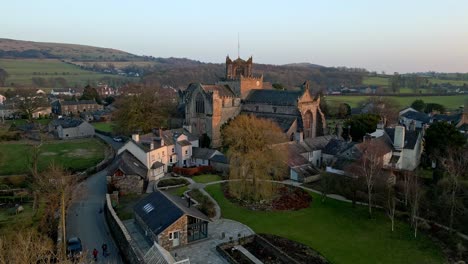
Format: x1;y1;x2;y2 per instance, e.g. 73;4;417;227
113;136;123;142
67;237;83;259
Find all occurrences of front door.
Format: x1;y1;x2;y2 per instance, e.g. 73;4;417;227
172;231;180;247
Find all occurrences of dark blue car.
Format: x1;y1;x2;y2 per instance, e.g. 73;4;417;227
67;237;83;259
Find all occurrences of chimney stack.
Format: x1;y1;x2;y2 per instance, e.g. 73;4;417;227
132;134;140;142
159;128;164;146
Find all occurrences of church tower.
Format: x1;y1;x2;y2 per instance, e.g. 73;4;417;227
225;56;253;80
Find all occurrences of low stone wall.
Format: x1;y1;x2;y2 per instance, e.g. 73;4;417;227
104;194;145;264
173;166;213;176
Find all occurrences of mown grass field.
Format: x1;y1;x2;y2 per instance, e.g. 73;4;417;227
363;76;468;87
92;122;114;133
192;174;222;184
0;138;106;175
325;94;468;109
0;58;132;87
206;184;444;264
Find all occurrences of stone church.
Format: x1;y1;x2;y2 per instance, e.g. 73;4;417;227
180;56;326;148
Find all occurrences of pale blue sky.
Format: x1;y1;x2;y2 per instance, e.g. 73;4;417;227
1;0;468;73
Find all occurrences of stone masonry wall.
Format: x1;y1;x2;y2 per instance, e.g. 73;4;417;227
158;215;188;251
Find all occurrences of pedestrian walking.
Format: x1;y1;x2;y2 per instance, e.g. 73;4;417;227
102;243;108;257
92;248;98;261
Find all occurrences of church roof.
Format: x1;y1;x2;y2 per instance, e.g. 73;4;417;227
244;89;304;106
201;84;236;97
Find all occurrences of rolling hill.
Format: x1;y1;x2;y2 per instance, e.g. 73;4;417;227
0;38;142;61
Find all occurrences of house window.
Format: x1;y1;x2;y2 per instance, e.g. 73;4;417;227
185;150;188;155
170;157;173;163
162;151;165;156
255;106;259;112
273;107;277;113
172;148;174;153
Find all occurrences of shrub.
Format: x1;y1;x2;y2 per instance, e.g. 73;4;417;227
188;188;216;218
157;178;189;187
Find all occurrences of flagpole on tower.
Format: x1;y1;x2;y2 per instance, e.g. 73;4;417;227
237;32;240;58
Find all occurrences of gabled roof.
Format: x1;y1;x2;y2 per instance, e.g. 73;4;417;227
303;135;339;151
61;100;98;106
323;139;355;156
134;191;209;236
177;140;191;147
108;150;147;178
401;111;430;123
192;147;218;160
384;128;420;149
244;89;304;106
201;84;236;97
50;118;84;128
432;113;461;123
209;154;228;164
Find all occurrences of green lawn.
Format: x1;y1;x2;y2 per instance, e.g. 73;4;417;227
168;185;189;197
0;58;133;87
363;76;389;86
192;174;222;184
428;78;468;86
325;94;468;109
0;138;106;175
206;184;444;264
92;122;114;133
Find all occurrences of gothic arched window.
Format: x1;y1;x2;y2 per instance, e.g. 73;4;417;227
195;93;205;114
303;110;313;138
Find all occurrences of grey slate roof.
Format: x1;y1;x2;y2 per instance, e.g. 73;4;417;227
108;150;147;178
401;111;430;123
432;113;461;124
61;100;98;106
384;128;420;149
192;147;217;160
151;161;164;169
177;140;192;147
209;154;228;164
323;139;355;156
303;135;339;151
244;89;304;106
134;191;209;236
50;118;84;128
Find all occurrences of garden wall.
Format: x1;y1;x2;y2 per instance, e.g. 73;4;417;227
104;194;145;264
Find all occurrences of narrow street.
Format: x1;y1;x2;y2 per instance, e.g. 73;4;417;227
66;135;124;263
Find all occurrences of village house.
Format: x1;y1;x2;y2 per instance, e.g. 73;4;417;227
0;94;6;105
50;88;82;97
133;190;210;251
32;106;52;119
107;150;150;194
399;110;430;129
51;99;103;115
48;118;95;139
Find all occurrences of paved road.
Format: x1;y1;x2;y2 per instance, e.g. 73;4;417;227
66;134;124;263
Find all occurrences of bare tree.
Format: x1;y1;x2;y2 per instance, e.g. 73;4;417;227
385;177;397;232
439;147;468;232
348;140;385;218
408;173;422;238
32;163;76;257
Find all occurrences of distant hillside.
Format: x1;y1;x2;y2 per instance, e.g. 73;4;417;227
0;38;142;61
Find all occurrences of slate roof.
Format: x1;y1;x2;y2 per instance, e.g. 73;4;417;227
134;128;197;152
401;111;430;123
108;150;147;178
241;112;297;132
134;191;209;236
50;118;84;128
323;139;355;156
209;154;228;164
303;135;339;151
244;89;304;106
432;113;461;124
384;128;420;149
151;161;164;169
192;147;217;160
177;140;192;147
201;84;236;97
61;100;98;106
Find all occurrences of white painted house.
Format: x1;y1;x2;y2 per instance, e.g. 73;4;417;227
117;128;199;182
